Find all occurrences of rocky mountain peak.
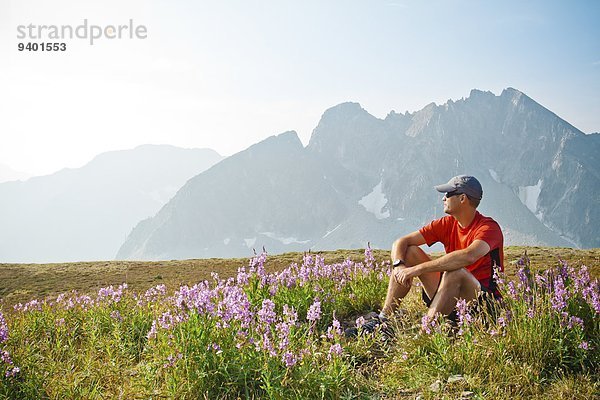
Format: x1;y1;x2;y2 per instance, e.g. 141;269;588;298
257;130;303;150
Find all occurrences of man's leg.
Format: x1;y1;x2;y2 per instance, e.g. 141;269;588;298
382;245;441;316
426;268;481;318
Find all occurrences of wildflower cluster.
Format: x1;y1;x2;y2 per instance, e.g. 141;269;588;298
0;311;19;379
134;247;389;396
1;247;597;398
141;248;388;380
415;253;600;379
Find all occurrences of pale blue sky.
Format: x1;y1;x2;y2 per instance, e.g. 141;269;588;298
1;0;598;175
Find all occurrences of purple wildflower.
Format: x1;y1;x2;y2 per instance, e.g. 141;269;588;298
527;308;535;318
587;281;600;314
298;266;311;285
567;316;584;329
327;343;343;360
158;311;176;330
326;317;342;339
307;299;322;322
210;343;222;354
142;284;167;304
497;316;507;328
236;266;250;286
559;312;570;328
282;351;297;367
302;253;314;268
456;299;473;335
573;266;591;294
558;259;569;280
517;266;532;293
551;275;568;311
1;349;12;365
97;284;127;304
261;332;276;357
579;341;590;350
493;264;505;288
535;273;547;290
506;281;518;300
110;310;123;322
163;353;183;368
258;299;276;325
249;251;268;280
269;285;278;296
364;243;375;268
22;299;43;312
276;306;297;350
0;311;8;344
421;314;438;334
75;295;93;310
355;316;366;329
282;305;298;326
276;321;291;350
5;366;19;378
147;321;158;340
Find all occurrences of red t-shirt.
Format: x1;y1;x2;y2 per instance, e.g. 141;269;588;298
419;211;504;290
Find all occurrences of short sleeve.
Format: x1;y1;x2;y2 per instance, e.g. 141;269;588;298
473;221;503;250
419;217;451;247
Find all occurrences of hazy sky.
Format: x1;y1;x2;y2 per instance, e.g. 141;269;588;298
1;0;599;176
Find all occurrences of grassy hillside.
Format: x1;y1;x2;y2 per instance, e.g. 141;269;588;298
0;246;598;399
1;246;598;308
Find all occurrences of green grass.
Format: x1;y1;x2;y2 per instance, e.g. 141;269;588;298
1;246;598;309
0;246;598;399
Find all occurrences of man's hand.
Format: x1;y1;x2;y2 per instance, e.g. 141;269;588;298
393;265;417;287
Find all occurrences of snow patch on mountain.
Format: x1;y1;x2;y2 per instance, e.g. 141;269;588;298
322;224;342;239
359;180;390;220
488;169;501;183
518;179;542;216
259;232;310;245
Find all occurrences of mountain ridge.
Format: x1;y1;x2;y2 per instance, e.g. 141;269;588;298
0;145;224;263
117;88;599;260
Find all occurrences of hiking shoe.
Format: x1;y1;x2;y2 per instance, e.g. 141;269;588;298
344;315;394;339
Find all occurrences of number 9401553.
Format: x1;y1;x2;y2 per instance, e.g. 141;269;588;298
18;42;66;51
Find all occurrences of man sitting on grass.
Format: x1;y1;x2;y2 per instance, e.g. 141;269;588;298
357;175;504;335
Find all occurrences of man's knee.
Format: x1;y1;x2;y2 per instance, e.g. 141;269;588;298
439;269;481;296
405;245;431;266
440;269;463;284
439;269;477;288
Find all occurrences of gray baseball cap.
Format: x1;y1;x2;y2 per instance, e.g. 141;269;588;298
435;175;483;200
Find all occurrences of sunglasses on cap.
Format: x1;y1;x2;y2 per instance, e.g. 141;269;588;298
444;191;463;199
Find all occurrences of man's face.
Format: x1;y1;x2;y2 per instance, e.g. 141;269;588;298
442;191;463;215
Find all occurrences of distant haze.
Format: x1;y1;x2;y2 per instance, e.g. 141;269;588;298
0;163;31;183
0;145;223;263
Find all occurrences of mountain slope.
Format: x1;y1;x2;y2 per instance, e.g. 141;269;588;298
0;145;223;263
117;132;349;259
0;163;31;183
117;89;599;260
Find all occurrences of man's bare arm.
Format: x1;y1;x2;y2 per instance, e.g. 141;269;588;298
390;231;427;263
395;240;491;285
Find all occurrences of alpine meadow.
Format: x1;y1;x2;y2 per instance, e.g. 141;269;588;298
1;247;598;398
